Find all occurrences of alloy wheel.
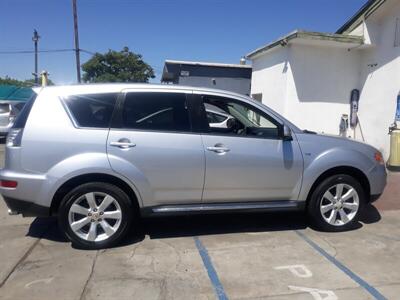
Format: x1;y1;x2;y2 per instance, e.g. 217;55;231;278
319;183;359;226
68;192;122;242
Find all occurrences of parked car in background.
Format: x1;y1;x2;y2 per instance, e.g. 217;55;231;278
0;102;25;137
0;85;33;137
0;84;387;249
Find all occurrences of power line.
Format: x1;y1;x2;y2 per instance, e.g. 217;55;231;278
0;49;74;54
0;48;96;55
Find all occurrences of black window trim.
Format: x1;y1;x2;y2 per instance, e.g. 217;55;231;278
11;93;38;129
194;93;285;141
110;90;196;135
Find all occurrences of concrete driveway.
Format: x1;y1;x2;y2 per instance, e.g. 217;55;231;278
0;144;399;300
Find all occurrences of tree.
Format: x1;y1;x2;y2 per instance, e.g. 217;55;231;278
82;47;155;83
0;76;54;87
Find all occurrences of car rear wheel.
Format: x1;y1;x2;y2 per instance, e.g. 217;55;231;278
58;182;134;249
307;174;365;231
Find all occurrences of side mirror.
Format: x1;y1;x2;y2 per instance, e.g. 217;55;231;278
283;125;292;141
226;118;235;129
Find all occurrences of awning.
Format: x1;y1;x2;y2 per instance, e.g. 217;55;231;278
0;85;34;102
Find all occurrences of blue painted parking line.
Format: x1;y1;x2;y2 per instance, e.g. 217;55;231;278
295;230;387;300
194;236;229;300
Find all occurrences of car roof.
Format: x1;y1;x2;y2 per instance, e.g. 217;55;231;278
41;83;250;100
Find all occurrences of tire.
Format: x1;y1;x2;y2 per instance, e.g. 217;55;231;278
58;182;134;249
307;174;365;232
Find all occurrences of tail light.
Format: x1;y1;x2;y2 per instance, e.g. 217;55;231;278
6;128;23;147
0;180;18;188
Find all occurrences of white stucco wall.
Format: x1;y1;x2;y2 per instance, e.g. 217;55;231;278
284;43;360;134
250;47;289;113
355;0;400;156
250;0;400;158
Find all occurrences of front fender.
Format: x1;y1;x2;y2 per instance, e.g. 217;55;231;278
298;148;375;201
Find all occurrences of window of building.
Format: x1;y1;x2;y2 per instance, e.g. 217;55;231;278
252;93;263;102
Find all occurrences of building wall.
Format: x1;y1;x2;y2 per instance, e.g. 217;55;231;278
178;76;251;95
284;43;360;135
355;1;400;156
250;47;289;113
250;0;400;158
251;44;360;135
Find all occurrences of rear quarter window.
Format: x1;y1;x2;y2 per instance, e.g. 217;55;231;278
12;94;37;129
63;93;117;128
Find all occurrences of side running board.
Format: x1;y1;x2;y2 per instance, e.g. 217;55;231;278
150;200;304;215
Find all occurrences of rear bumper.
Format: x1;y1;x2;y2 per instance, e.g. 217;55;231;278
0;169;50;216
3;196;50;217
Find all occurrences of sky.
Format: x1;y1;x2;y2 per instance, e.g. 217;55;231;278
0;0;367;84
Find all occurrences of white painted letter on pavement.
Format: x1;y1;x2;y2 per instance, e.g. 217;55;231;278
274;264;313;278
288;286;337;300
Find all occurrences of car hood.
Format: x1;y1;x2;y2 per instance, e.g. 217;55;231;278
295;131;380;159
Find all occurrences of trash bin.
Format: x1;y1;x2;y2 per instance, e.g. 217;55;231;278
388;127;400;167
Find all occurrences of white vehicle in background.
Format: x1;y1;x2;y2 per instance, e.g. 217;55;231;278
0;102;25;137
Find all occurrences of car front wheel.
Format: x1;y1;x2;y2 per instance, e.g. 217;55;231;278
58;182;134;249
307;174;365;231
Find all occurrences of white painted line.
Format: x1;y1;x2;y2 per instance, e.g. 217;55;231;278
24;277;53;289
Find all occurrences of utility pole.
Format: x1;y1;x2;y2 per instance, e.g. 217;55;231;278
72;0;81;83
32;30;40;85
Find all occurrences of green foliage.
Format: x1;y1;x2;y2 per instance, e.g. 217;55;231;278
0;76;54;87
82;47;155;83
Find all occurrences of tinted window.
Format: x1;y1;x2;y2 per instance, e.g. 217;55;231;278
64;93;117;128
12;94;37;129
122;92;190;132
202;95;280;139
207;111;227;123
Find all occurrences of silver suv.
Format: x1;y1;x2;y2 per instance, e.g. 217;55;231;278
0;84;387;249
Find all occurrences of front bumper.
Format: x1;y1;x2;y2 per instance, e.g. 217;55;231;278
368;164;387;196
3;196;50;217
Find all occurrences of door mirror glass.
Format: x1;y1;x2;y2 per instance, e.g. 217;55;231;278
283;125;292;141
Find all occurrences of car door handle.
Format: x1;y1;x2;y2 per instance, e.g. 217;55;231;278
110;140;136;149
206;144;230;153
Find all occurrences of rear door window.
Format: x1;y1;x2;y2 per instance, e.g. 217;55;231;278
120;92;191;132
64;93;117;128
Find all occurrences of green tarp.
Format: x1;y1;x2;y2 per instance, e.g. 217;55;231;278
0;85;34;102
